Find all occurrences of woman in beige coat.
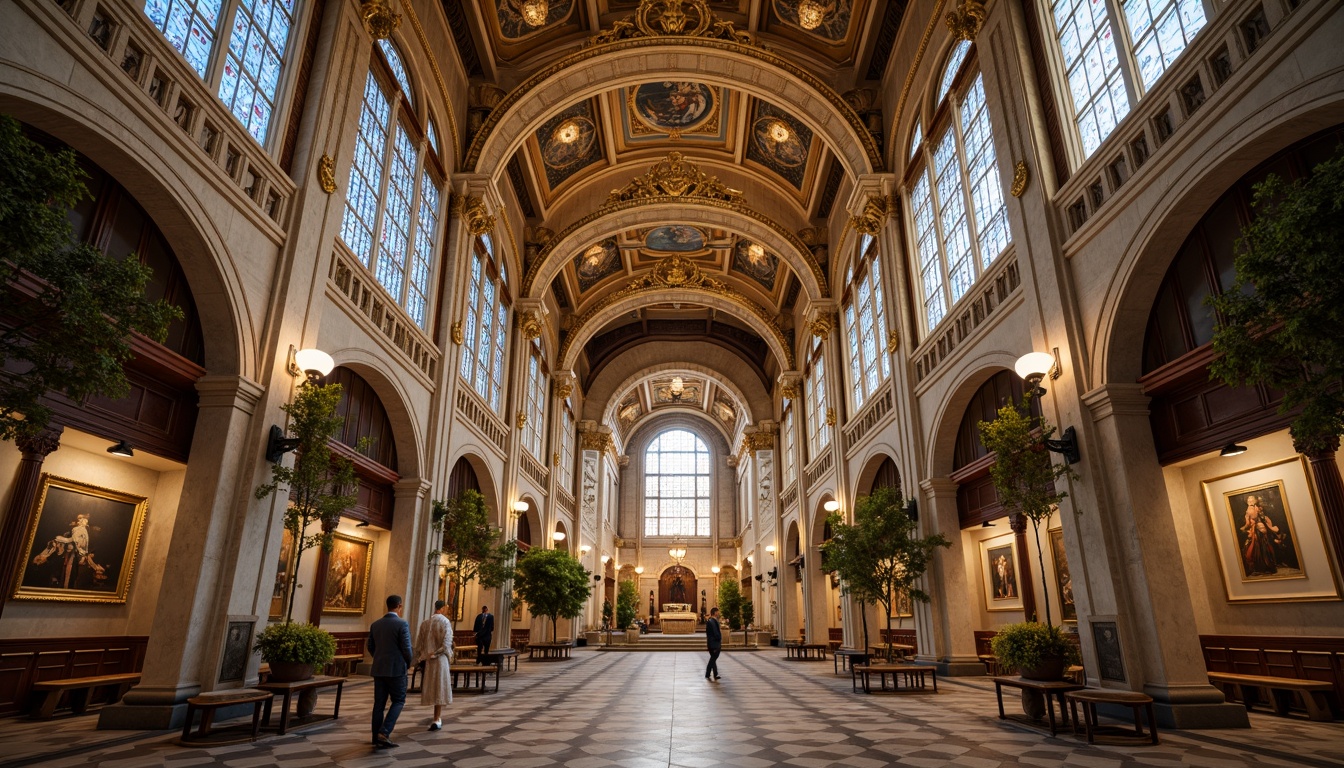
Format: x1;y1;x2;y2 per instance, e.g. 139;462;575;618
413;599;453;730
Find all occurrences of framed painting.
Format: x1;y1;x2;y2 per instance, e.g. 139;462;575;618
1201;456;1341;602
1090;618;1127;683
890;587;914;618
268;527;296;620
1048;528;1077;622
321;532;374;615
979;534;1023;612
218;619;254;683
13;474;148;603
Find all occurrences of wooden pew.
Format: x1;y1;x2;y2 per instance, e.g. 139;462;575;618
30;673;140;719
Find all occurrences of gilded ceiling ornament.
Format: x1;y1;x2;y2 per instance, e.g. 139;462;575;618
587;0;755;47
1010;161;1030;197
848;195;892;236
945;0;986;42
454;195;496;235
317;154;337;194
825;407;837;427
809;313;835;340
360;0;401;40
451;320;465;345
605;152;744;205
517;309;544;340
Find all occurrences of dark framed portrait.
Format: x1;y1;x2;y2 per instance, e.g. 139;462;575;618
218;620;254;683
321;532;373;616
1049;528;1077;622
13;474;149;604
979;533;1023;612
268;527;296;620
1090;619;1127;683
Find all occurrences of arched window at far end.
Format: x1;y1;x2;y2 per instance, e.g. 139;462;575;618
644;429;711;538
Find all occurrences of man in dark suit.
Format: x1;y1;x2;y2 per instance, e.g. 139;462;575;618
473;605;494;653
705;606;722;681
367;594;413;749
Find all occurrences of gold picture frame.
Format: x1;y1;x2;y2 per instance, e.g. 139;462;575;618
979;533;1023;612
268;527;297;620
1201;456;1341;603
12;474;149;604
321;532;374;616
1048;528;1077;623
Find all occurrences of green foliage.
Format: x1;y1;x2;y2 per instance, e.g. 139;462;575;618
513;548;592;641
601;599;614;629
978;396;1077;624
254;622;337;665
1209;146;1344;456
428;489;518;617
616;579;639;630
820;487;950;649
989;621;1081;673
254;383;358;623
0;116;180;441
716;578;743;630
740;600;754;629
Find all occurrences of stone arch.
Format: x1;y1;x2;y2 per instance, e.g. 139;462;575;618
1095;100;1344;388
554;519;570;553
518;494;543;552
810;495;835;547
853;447;902;497
329;354;425;479
446;449;503;525
467;44;880;180
523;200;827;301
924;356;1020;476
560;290;793;371
625;411;733;457
0;91;247;377
583;342;774;422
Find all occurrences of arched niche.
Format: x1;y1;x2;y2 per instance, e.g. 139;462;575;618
326;366;401;529
854;452;902;498
554;520;570;553
948;370;1039;529
657;564;696;611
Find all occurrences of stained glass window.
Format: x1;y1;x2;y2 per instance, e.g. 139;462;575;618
1051;0;1131;157
374;126;415;302
217;0;296;143
143;0;222;78
805;350;830;459
407;170;438;327
938;40;972;105
781;405;796;488
644;429;712;538
340;73;390;267
906;50;1011;335
560;402;576;493
843;243;892;410
459;241;510;411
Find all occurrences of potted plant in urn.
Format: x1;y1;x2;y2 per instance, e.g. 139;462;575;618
990;621;1081;681
253;621;338;683
616;579;638;644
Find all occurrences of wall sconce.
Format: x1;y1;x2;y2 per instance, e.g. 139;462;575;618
579;544;591;554
982;520;995;528
293;348;335;385
754;574;763;582
711;566;720;574
765;544;776;554
1014;350;1058;396
601;554;611;564
106;440;134;458
513;500;530;513
552;531;567;542
1220;442;1248;458
905;499;918;522
1044;426;1081;465
823;500;840;513
634;566;644;575
745;555;753;564
593;573;602;581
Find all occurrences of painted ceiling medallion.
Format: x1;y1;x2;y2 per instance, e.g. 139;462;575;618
645;225;705;252
520;0;549;27
588;0;754;47
632;82;715;132
573;239;622;292
732;240;779;291
606;151;744;205
797;0;827;30
771;0;850;41
498;0;572;38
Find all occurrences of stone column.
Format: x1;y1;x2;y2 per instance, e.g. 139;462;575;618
1081;384;1247;728
1303;444;1344;576
99;375;264;730
919;477;984;674
0;427;63;620
387;478;431;620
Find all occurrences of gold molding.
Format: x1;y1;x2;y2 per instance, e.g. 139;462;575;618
554;380;574;399
520;195;828;298
886;329;900;354
809;313;834;340
580;431;613;451
517;411;527;430
780;383;800;400
1010;161;1029;197
451;320;464;345
557;255;796;369
454;195;496;236
847;195;893;236
587;0;755;47
360;0;400;40
743;432;775;451
464;39;880;175
825;407;837;427
606;152;744;206
317;154;337;194
945;0;987;42
517;310;544;340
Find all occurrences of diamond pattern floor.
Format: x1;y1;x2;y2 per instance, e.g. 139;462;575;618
3;648;1342;767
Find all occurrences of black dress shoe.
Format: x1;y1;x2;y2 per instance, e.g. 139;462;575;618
375;736;399;749
714;676;722;680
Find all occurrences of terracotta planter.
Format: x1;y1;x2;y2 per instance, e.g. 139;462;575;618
267;661;316;683
1019;655;1065;682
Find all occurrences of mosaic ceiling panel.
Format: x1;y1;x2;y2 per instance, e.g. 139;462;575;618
745;100;814;191
731;240;779;292
573;239;623;292
534;100;604;192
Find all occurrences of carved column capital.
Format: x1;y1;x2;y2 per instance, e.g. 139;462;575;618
553;371;577;400
777;371;803;401
804;302;838;340
15;426;63;459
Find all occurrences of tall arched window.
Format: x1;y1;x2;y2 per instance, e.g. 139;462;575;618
521;344;547;459
804;340;830;460
143;0;302;145
907;42;1011;334
842;234;891;410
1043;0;1208;159
780;403;797;489
558;400;576;493
338;40;443;329
644;429;711;537
459;236;510;410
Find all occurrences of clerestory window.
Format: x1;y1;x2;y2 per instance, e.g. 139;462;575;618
644;429;711;537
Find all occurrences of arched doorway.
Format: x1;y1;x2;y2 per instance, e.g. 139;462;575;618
658;565;696;612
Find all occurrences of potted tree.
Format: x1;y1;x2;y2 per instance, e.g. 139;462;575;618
426;488;518;620
740;601;756;647
616;579;639;644
716;579;743;644
512;548;592;647
253;382;356;680
990;621;1082;681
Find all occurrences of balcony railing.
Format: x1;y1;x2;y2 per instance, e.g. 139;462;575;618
330;249;439;381
843;381;894;453
455;388;508;456
520;451;550;492
803;451;834;491
913;252;1020;383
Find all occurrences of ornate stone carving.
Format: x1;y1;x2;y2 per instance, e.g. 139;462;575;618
553;451;561;467
360;0;401;39
451;320;464;345
743;432;775;451
454;195;495;235
587;0;754;47
606;152;744;206
848;195;892;236
554;380;573;399
581;430;613;452
517;411;527;430
1010;161;1029;198
778;372;802;401
317;154;337;194
886;329;899;353
517;309;544;340
825;407;837;427
15;428;62;458
945;0;987;42
808;313;834;340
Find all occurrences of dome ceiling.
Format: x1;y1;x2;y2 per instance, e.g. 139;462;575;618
601;365;755;449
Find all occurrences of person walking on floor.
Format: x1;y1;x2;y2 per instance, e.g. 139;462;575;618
473;604;494;654
705;606;722;681
368;594;413;749
414;599;454;732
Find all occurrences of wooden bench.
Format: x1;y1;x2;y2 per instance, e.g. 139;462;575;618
1065;689;1159;745
1209;671;1336;722
450;664;499;693
834;649;869;675
867;643;915;662
255;675;345;735
510;629;531;653
992;676;1085;737
785;643;829;660
852;664;937;694
454;644;478;662
325;654;362;677
180;689;271;744
528;642;572;660
29;673;141;719
480;647;519;673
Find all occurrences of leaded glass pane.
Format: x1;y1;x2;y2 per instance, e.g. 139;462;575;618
218;0;297;144
1052;0;1130;157
911;172;946;330
340;72;390;267
1123;0;1206;91
144;0;221;78
427;118;440;157
961;75;1011;266
407;171;439;328
645;429;711;538
909;122;923;161
938;40;972;105
378;39;413;103
374;125;415;304
845;304;864;408
933;129;974;303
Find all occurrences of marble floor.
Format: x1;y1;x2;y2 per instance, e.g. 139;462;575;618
3;648;1343;767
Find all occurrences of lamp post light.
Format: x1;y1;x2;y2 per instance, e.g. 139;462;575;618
266;346;335;462
1014;349;1081;465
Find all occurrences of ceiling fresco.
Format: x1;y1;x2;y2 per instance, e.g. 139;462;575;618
603;367;751;445
645;225;706;252
731;240;779;292
496;0;576;38
768;0;853;42
573;239;624;292
533;100;605;192
745;99;815;191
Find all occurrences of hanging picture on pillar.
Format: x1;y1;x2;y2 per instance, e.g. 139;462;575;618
269;527;296;620
321;532;374;615
1201;456;1341;603
1048;528;1077;623
890;587;914;618
978;533;1023;612
12;474;149;604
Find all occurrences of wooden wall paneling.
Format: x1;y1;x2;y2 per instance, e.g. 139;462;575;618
0;637;147;717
